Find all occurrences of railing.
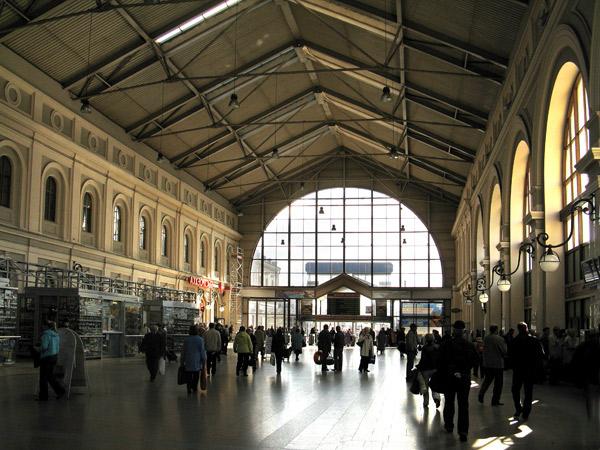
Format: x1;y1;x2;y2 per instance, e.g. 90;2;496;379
0;257;198;302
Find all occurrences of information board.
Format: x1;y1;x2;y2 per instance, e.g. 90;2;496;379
327;293;360;315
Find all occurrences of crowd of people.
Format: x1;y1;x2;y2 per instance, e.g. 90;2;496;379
33;318;600;444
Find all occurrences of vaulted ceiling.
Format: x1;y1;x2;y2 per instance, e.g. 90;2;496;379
0;0;529;207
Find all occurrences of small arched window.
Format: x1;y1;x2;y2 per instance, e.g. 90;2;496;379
184;234;190;263
44;177;57;222
82;193;93;232
214;243;221;274
161;225;168;257
0;156;12;208
113;206;122;242
139;216;147;250
563;74;590;250
200;239;206;268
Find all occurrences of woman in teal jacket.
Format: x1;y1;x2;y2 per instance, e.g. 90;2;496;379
38;320;65;401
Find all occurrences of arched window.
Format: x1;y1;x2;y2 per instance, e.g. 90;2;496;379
200;239;207;268
44;177;57;222
82;193;93;232
184;234;190;263
161;225;168;257
563;74;590;250
214;243;221;274
251;188;442;287
139;216;147;250
0;156;12;208
113;206;122;242
523;157;533;295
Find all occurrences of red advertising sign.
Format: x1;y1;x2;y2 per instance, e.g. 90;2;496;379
187;276;226;294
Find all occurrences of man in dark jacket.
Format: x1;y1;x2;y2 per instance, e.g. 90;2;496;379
140;325;165;381
318;325;333;372
271;327;286;374
478;325;508;406
509;322;544;421
333;326;345;372
439;320;479;442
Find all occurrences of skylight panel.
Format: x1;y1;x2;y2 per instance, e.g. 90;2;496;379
155;0;242;44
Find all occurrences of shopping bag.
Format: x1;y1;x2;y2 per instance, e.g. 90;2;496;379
325;355;334;365
313;350;323;365
369;354;376;364
200;367;207;391
409;374;421;395
158;357;166;376
429;371;447;393
270;354;276;366
177;366;187;385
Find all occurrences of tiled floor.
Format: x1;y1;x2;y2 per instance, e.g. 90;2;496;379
1;347;598;449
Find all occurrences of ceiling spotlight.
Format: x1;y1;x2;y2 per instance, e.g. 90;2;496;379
318;206;324;214
237;211;244;217
280;239;285;245
389;146;401;159
331;224;336;231
381;86;392;103
229;93;240;109
80;99;92;114
156;152;168;164
400;225;405;232
272;148;280;159
341;237;345;244
402;238;407;245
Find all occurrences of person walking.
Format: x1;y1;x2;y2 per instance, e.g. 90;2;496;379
37;320;65;401
248;327;258;373
255;325;266;360
233;326;253;377
397;327;406;358
439;320;479;442
406;323;419;378
333;325;345;372
271;327;286;374
182;325;206;394
357;327;374;373
478;325;507;406
219;324;229;355
509;322;544;421
416;333;441;408
377;328;387;355
472;331;484;378
291;327;303;362
204;323;222;376
318;325;333;373
140;324;165;382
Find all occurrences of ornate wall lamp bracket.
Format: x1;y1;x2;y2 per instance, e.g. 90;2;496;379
535;195;596;272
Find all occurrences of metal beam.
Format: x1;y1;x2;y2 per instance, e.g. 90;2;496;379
0;0;67;42
124;44;297;135
206;124;330;188
302;41;489;125
321;88;475;161
62;0;272;90
289;0;508;69
174;89;319;167
335;123;466;185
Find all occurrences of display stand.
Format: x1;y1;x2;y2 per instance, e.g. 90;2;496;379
0;336;20;364
53;328;87;398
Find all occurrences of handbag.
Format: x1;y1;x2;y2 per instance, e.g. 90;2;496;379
270;354;276;366
313;350;323;365
409;374;421;395
369;354;376;364
177;366;187;385
158;357;166;376
325;355;334;365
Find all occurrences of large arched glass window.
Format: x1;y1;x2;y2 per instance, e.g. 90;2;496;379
139;216;147;250
0;156;12;208
44;177;57;222
523;157;533;298
82;193;93;232
184;234;190;263
563;74;590;250
161;225;169;257
251;188;442;287
113;206;122;242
